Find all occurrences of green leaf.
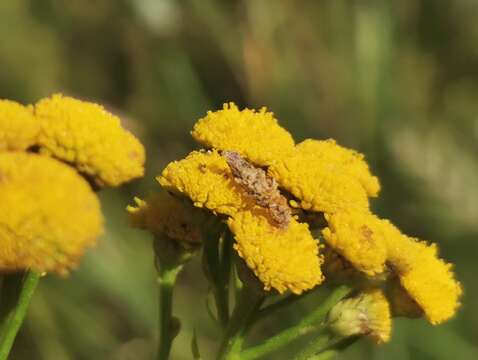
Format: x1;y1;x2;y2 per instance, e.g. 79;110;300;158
205;290;217;323
191;328;202;360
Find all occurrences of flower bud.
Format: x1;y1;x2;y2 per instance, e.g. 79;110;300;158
327;289;391;344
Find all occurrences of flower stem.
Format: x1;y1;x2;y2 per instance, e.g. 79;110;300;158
295;333;360;360
217;288;264;360
203;226;231;329
254;286;326;324
157;266;182;360
214;231;233;328
292;334;331;360
0;271;40;360
307;350;338;360
240;285;352;360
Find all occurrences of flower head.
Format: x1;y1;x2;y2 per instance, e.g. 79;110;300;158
141;101;463;316
0;152;103;274
35;94;145;187
191;103;295;166
322;211;389;276
386;236;462;325
268;139;376;214
227;210;323;294
0;100;39;151
328;289;391;344
127;191;212;244
158;150;252;216
297;139;380;196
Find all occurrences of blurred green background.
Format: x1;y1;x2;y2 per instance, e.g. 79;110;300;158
1;0;477;359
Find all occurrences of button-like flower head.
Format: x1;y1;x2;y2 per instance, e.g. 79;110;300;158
269;139;377;214
158;150;252;216
228;210;323;294
386;236;462;325
191;103;295;166
0;153;103;275
322;211;388;276
0;100;39;151
35;94;145;187
127;191;212;244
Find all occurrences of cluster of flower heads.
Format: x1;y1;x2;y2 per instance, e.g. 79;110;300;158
129;103;462;343
0;94;145;274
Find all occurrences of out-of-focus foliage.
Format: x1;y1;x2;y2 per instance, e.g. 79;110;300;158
1;0;477;359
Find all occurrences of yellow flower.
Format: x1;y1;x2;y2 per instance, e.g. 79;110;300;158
127;191;211;244
295;139;380;197
328;288;391;344
269;140;374;214
227;209;323;294
386;236;462;325
191;103;295;166
0;100;39;151
0;152;103;275
35;94;145;187
322;211;388;276
158;150;252;216
153;101;464;318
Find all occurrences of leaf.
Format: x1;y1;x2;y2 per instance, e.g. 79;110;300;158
191;328;202;360
205;290;217;323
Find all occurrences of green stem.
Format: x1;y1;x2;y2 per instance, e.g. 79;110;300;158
203;228;231;329
241;326;325;360
0;271;40;360
292;334;331;360
217;288;264;360
215;231;233;328
240;285;352;360
0;275;4;300
157;266;182;360
307;350;338;360
213;286;230;329
297;334;360;360
254;286;326;324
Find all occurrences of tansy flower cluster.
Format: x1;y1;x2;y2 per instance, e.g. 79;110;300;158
129;103;461;342
0;94;145;274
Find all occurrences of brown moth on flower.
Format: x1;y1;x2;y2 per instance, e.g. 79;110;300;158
223;150;291;228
